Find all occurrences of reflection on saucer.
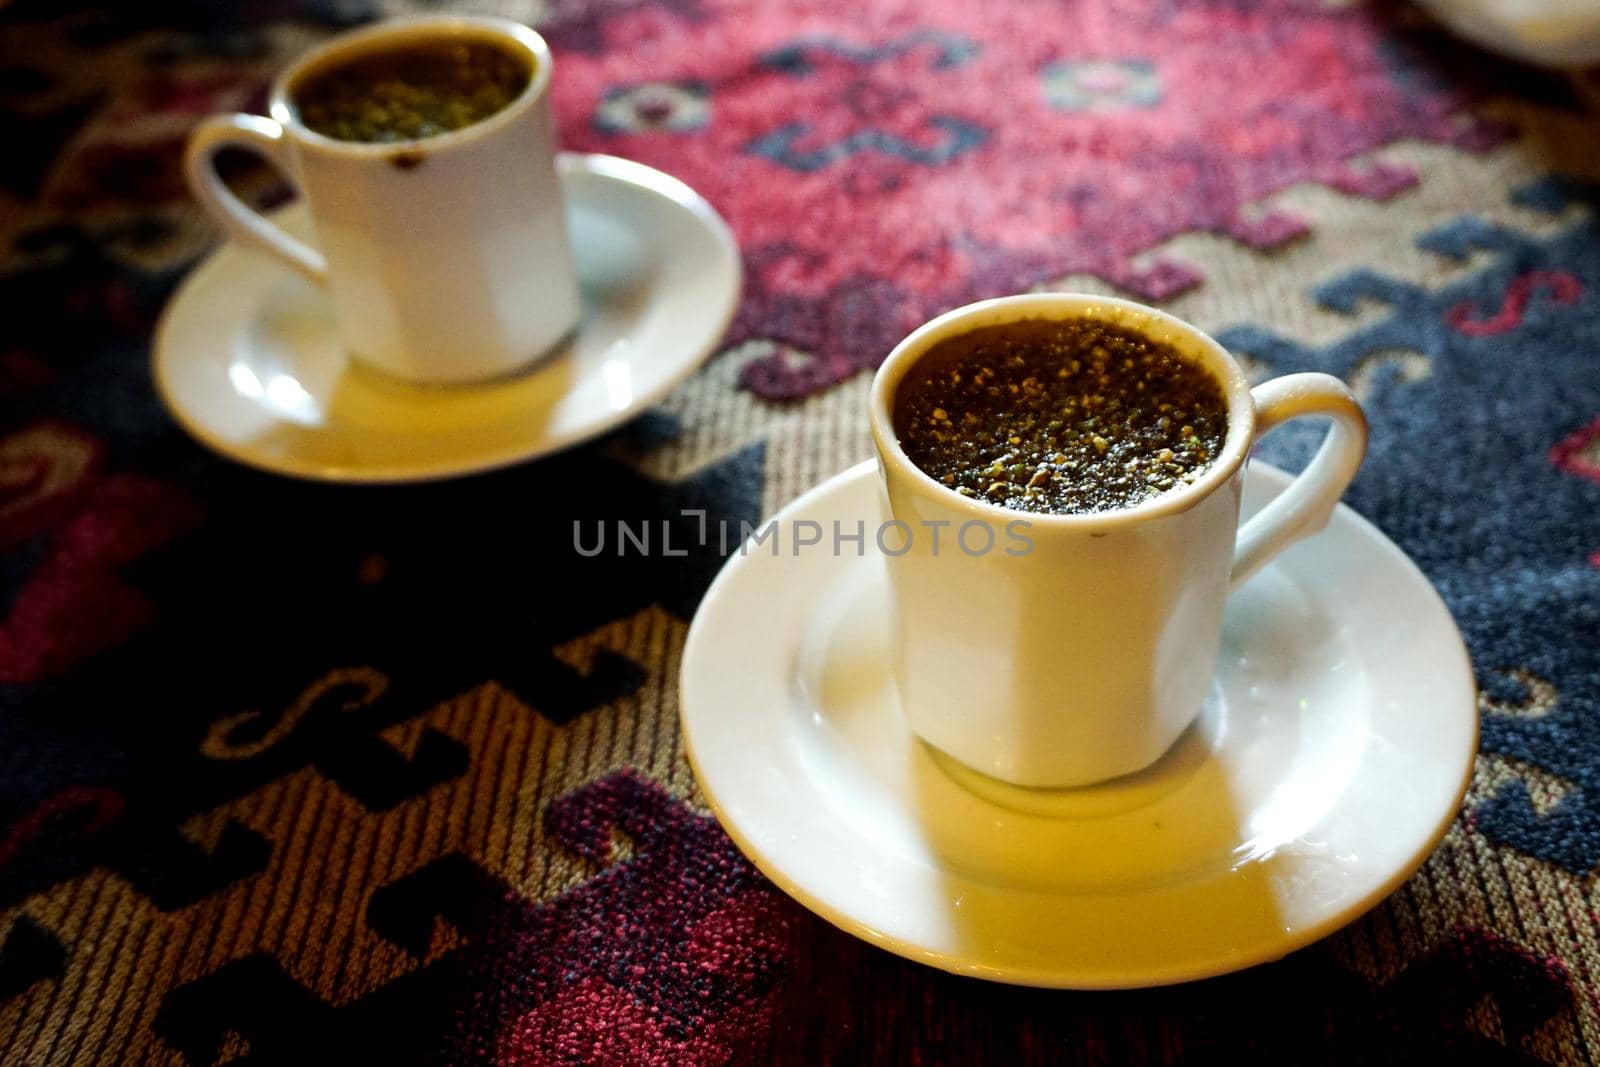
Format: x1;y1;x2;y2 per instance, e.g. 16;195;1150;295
923;694;1219;821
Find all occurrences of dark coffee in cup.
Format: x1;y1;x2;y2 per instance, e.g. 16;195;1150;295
291;37;532;143
892;318;1228;515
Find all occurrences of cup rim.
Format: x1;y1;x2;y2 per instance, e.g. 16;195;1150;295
267;14;553;156
868;293;1257;530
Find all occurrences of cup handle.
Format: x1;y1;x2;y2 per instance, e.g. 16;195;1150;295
184;114;327;285
1231;373;1368;590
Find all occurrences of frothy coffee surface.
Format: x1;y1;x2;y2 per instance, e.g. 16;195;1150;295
893;318;1229;515
293;39;531;144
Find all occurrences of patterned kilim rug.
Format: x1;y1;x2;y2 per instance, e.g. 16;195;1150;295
1;0;1599;1062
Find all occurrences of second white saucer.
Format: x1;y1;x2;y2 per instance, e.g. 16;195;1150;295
155;153;740;483
681;460;1477;988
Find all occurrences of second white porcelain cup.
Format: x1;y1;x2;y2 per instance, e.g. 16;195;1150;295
185;15;582;384
870;294;1368;788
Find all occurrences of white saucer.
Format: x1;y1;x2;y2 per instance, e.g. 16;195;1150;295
680;460;1477;989
154;153;740;483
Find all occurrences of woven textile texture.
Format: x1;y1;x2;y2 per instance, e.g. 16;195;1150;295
1;0;1599;1062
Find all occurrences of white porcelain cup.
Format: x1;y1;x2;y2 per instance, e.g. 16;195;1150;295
870;294;1368;788
184;16;581;384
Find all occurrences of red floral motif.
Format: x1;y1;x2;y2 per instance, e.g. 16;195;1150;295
498;892;794;1065
0;423;203;683
0;786;125;872
557;0;1515;397
1549;417;1600;567
1447;269;1583;336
